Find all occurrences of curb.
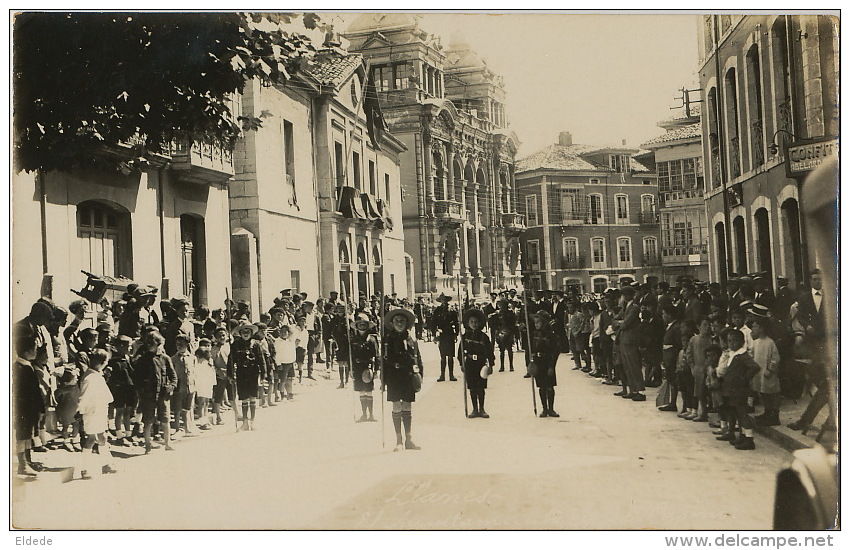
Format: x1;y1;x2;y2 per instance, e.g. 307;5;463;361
755;424;816;452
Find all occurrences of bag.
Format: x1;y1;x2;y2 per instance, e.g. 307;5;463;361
361;368;374;384
411;372;422;392
655;379;671;408
480;365;490;379
527;362;539;377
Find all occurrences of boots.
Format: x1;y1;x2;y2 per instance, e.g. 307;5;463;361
757;409;781;427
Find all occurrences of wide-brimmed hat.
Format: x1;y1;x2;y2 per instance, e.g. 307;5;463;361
436;293;453;302
462;308;486;326
231;322;259;337
384;308;415;329
351;313;376;330
747;303;770;317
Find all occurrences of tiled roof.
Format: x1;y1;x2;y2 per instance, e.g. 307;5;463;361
641;122;702;148
304;51;363;87
517;144;610;173
517;143;651;173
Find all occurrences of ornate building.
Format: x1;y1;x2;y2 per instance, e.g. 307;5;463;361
344;14;525;298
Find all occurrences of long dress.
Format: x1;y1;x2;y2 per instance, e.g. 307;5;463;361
383;329;423;403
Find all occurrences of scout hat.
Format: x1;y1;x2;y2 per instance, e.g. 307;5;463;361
384;308;415;329
462;308;487;326
437;293;452;302
351;312;376;330
231;321;259;337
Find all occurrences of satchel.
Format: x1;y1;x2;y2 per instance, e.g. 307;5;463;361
411;372;422;392
527;361;539;377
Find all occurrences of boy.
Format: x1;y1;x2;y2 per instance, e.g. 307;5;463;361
171;333;197;436
459;309;495;418
686;318;713;421
729;308;753;354
717;329;760;450
211;326;231;424
106;335;136;445
750;316;782;427
134;331;178;453
272;325;297;401
14;328;45;475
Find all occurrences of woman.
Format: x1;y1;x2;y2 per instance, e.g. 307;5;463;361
383;308;424;451
227;322;268;431
459;309;495;418
530;309;560;418
350;313;379;422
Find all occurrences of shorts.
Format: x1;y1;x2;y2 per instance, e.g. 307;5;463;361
213;379;228;403
141;398;170;425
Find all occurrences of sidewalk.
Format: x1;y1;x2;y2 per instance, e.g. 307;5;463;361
754;391;835;452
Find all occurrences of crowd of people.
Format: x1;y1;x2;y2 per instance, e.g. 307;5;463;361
12;268;830;478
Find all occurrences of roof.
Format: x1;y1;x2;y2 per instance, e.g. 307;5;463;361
303;51;363;88
641;122;702;148
346;13;420;34
516;143;650;173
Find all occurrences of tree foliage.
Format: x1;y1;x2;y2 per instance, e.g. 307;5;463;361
13;12;330;173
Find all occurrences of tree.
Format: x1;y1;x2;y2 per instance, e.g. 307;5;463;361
13;12;330;173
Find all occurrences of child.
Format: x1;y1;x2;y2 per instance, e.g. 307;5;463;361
106;335;136;445
133;331;177;453
227;323;267;431
676;321;697;419
14;328;45;475
704;343;723;432
211;327;231;425
171;333;197;435
272;325;297;401
292;315;308;384
686;318;713;422
750;316;782;427
77;349;118;478
459;309;495;418
194;338;216;429
729;309;753;354
350;314;379;422
55;369;82;452
717;329;760;450
383;308;424;451
253;323;274;407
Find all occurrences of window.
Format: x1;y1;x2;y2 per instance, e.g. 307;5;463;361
618;237;632;267
615;194;629;224
394;62;411;90
643;180;652;185
591;238;606;267
673;220;694;246
368;160;376;196
593;277;608;294
589;178;600;185
373;65;391;92
77;201;131;279
658;162;670;192
683;158;697;189
352;151;361;190
335;142;345;187
526;195;538;225
643;237;658;260
669;160;683;191
290;270;300;294
527;240;541;270
384;174;391;205
641;194;655;214
610;154;631;173
559;189;581;222
588;194;603;224
283;120;297;207
562;238;578;262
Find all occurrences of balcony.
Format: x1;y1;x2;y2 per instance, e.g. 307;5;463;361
643;253;662;266
501;212;527;230
661;244;709;266
561;254;586;270
433;199;466;223
778;98;793;137
167;140;234;184
639;210;659;225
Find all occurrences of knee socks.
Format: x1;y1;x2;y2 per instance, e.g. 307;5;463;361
392;411;403;443
401;410;412;440
548;388;556;410
539;388;548;410
241;402;249;423
360;395;370;416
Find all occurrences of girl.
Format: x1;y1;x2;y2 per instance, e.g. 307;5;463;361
383;308;424;451
459;309;495;418
750;316;782;427
194;338;216;429
77;349;118;478
227;322;267;431
350;314;379;422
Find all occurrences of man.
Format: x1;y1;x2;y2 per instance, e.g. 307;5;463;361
655;281;673;318
431;294;459;382
327;290;340;306
614;286;645;401
681;282;704;326
553;290;570;353
302;301;319;380
657;305;682;412
165;296;195;356
233;300;252;322
772;276;795;321
753;275;775;310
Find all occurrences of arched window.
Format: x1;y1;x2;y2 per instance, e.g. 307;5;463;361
338;241;350;264
643;237;658;264
615;194;629;224
587;193;603;224
180;214;207;308
432;151;445;200
617;237;632;268
724;68;741;179
714;221;728;280
372;244;382;266
562;237;579;267
745;45;765;168
732;215;747;274
591;237;606;268
356;242;368;266
707;86;722;188
76;200;132;279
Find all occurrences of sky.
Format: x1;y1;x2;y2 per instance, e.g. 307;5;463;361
328;12;700;158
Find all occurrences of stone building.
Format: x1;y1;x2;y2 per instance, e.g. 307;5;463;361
13;138;234;319
230;45;408;313
698;14;838;289
641;104;711;283
344;14;525;298
515;132;660;293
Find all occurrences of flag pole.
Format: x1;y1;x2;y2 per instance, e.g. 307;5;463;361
521;289;538;416
457;275;468;418
377;291;386;449
225;288;239;430
341;287;356;422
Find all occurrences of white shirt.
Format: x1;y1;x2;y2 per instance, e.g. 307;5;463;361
812;288;823;312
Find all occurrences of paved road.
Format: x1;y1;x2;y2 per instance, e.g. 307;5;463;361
13;342;790;530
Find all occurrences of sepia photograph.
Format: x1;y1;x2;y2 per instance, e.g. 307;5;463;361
8;7;839;538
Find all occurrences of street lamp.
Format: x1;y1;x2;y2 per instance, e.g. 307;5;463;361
767;129;799;157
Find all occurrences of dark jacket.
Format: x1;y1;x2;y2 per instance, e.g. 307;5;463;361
132;350;177;403
617;301;642;346
661;321;682;370
720;351;760;398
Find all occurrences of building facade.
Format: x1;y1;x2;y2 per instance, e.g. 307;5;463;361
515;132;659;293
13;139;234;319
641;106;711;283
344;14;525;298
230;46;408;313
698;14;838;289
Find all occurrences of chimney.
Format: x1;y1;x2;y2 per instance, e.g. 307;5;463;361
558;131;573;146
621;139;627;146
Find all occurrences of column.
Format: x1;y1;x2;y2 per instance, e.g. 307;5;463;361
540;175;553;289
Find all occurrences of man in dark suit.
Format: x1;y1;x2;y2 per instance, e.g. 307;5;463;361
753;275;776;310
772;276;795;321
657;304;683;411
614;286;645;401
681;282;704;326
553;290;570;353
432;294;459;382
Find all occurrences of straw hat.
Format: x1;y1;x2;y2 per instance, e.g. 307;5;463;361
384;308;415;329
